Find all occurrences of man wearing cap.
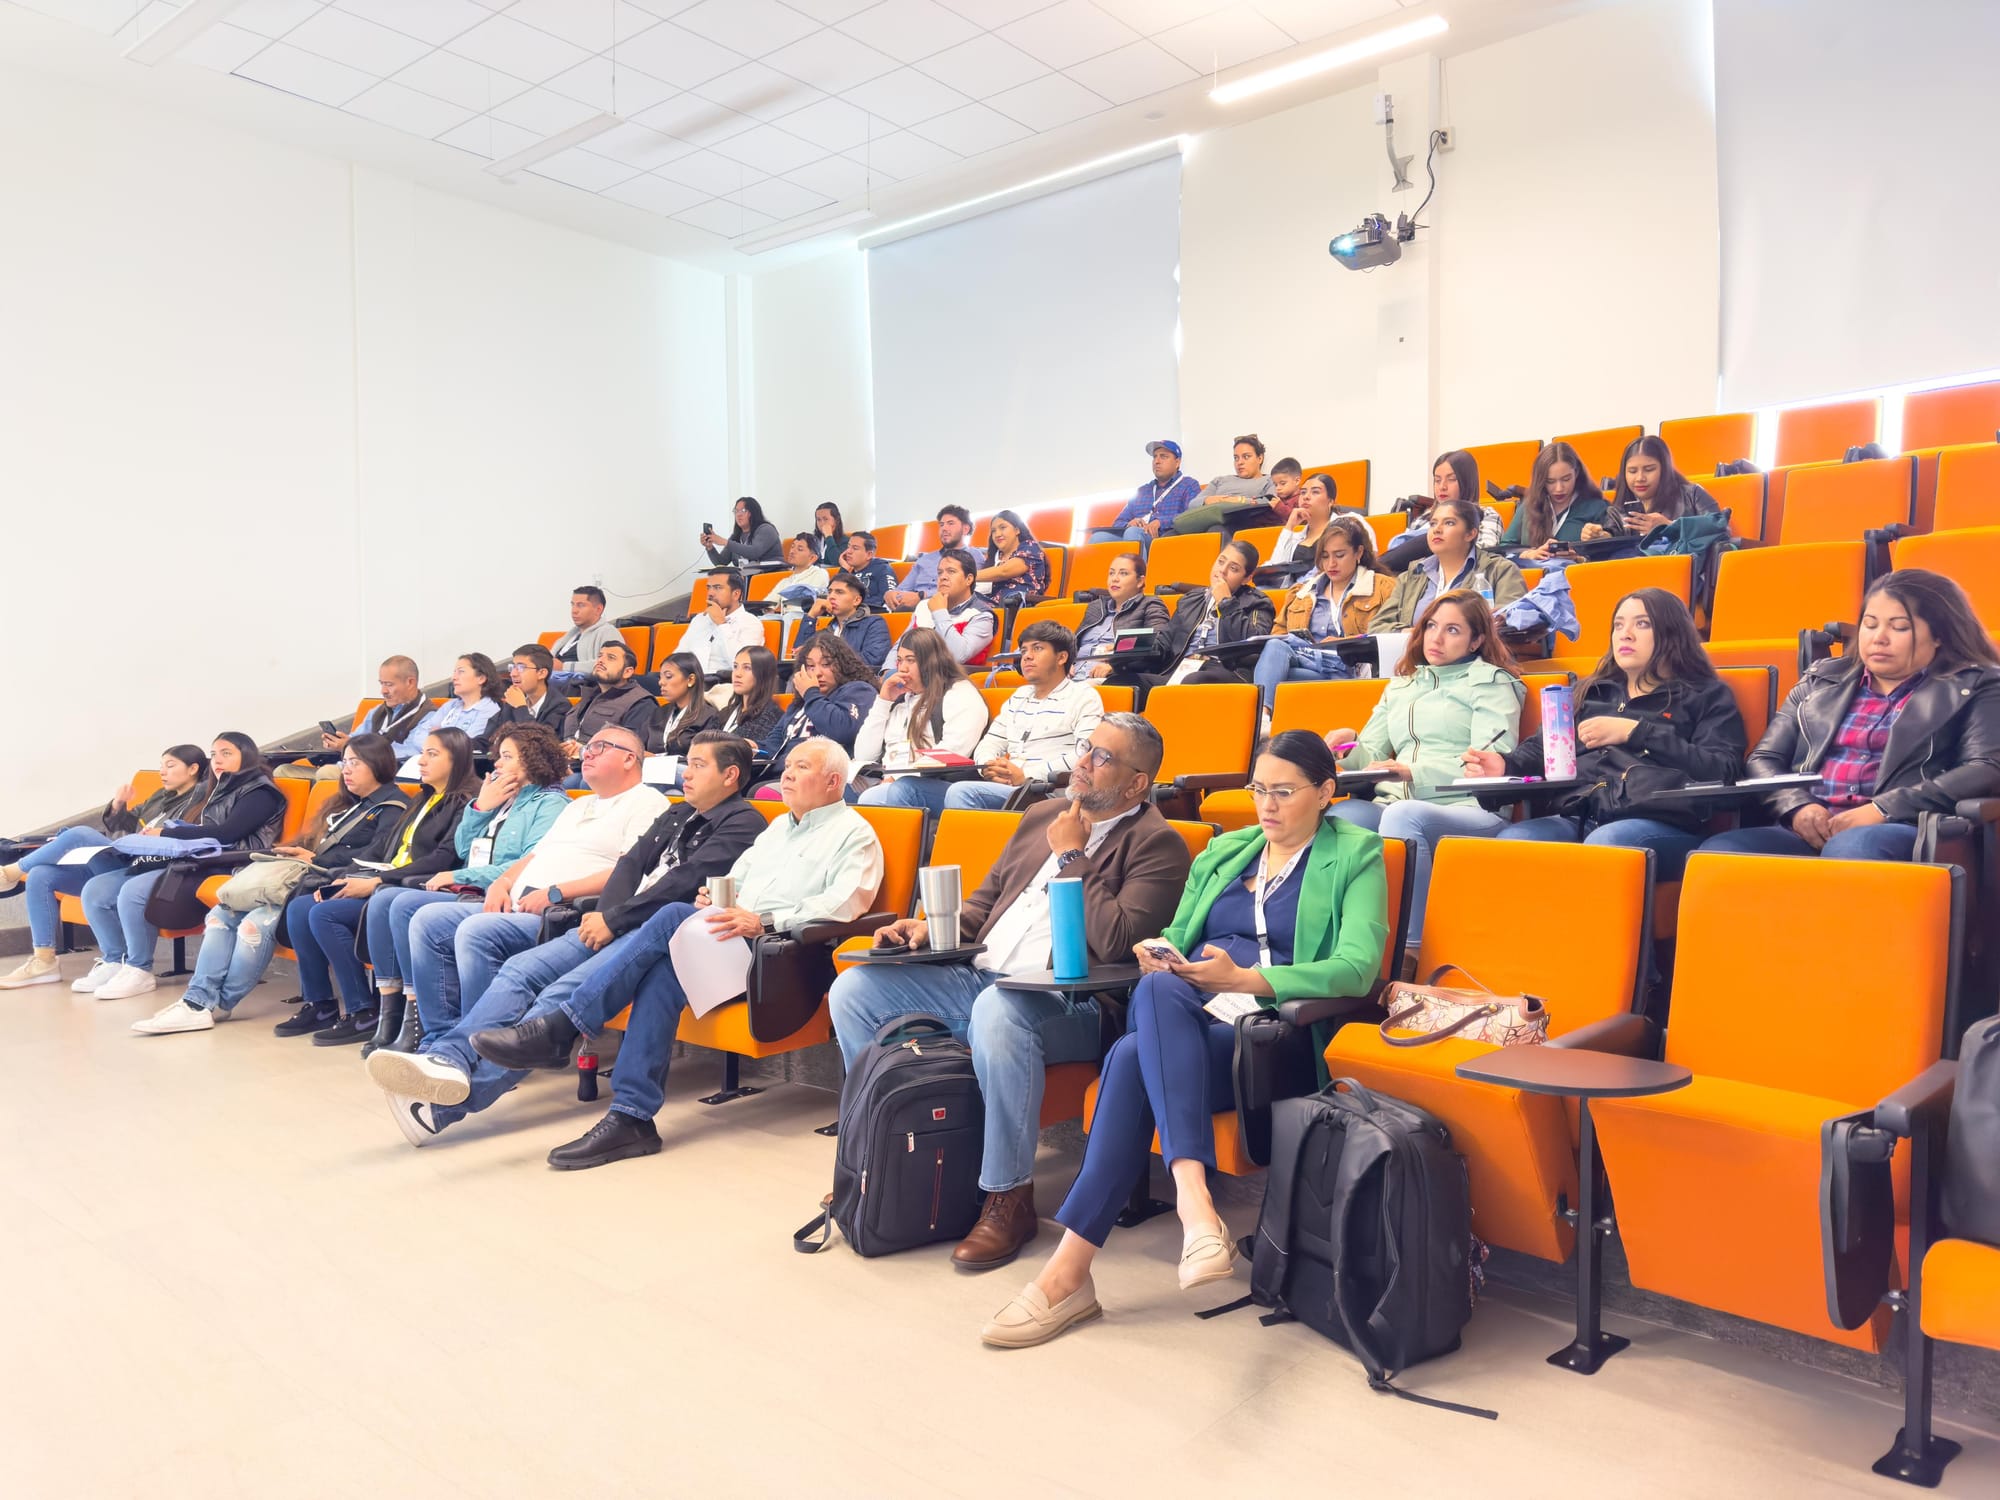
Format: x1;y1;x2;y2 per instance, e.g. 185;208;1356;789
1089;442;1202;545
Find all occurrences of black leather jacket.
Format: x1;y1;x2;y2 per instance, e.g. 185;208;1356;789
1161;584;1275;665
1750;656;2000;823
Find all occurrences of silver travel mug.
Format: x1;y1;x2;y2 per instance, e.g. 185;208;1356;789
707;875;736;910
918;864;963;951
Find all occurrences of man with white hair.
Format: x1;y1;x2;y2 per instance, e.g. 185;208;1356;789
466;736;885;1170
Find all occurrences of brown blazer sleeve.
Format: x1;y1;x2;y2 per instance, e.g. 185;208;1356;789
1079;806;1194;962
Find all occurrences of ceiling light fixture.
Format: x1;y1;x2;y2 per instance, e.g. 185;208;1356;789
122;0;251;65
484;113;624;180
737;209;878;256
1210;15;1450;106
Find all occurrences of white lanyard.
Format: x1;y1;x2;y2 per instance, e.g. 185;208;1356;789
1252;841;1310;969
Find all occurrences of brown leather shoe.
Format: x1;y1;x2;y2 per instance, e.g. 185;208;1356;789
952;1185;1039;1271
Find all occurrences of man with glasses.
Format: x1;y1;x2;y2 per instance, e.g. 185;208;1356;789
368;732;766;1146
402;724;668;1060
825;713;1191;1270
496;643;567;733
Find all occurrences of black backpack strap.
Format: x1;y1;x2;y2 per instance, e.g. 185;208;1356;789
1194;1294;1255;1321
793;1209;835;1254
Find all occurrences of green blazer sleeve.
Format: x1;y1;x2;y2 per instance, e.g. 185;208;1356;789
1500;506;1528;546
1259;822;1388;1006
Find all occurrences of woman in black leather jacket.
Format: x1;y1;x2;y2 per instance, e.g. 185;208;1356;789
1111;539;1275;689
1702;569;2000;860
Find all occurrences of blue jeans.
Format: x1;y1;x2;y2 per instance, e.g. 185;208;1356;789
828;960;1102;1193
858;775;951;811
1088;525;1149;546
1055;971;1234;1247
942;780;1014;811
1501;815;1705;881
80;865;166;969
407;902;543;1036
18;826;111;948
1252;635;1351;715
183;904;281;1012
1328;798;1509;948
288;894;372;1014
1700;822;1920;862
364;886;458;986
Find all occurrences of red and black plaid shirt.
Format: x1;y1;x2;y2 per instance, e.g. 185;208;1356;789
1818;671;1924;808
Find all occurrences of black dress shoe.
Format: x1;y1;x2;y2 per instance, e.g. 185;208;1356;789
274;1002;339;1038
471;1013;579;1071
547;1111;662;1171
313;1010;378;1046
360;993;406;1059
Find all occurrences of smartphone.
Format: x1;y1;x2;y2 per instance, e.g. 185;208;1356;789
1144;940;1189;965
319;719;341;736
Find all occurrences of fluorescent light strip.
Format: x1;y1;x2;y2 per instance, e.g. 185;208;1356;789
738;209;877;256
859;135;1184;249
485;113;623;180
123;0;250;65
1211;15;1450;105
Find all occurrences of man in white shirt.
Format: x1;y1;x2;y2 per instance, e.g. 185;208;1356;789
681;568;766;677
404;724;667;1042
770;532;831;613
549;585;621;689
466;736;885;1170
827;713;1191;1269
888;548;995;672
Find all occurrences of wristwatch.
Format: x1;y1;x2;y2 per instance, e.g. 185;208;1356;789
547;886;565;906
1055;848;1087;873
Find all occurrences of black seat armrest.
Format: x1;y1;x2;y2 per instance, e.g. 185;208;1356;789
1873;1058;1958;1139
1549;1013;1659;1057
1954;796;2000;823
792;912;895;948
1277;989;1384;1032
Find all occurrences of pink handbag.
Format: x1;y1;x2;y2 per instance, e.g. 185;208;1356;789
1379;964;1550;1048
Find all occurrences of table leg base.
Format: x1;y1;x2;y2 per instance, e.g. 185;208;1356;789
1871;1431;1960;1487
1546;1330;1630;1375
1115;1197;1174;1229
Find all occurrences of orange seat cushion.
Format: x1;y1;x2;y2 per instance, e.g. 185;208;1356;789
1041;1061;1097;1130
1081;1075;1259;1176
1326;1028;1578;1261
1591;1076;1904;1351
600;998;832;1060
1920;1238;2000;1350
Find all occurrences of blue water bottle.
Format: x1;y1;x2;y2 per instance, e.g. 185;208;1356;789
1049;878;1087;981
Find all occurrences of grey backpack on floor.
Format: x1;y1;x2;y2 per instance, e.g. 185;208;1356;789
794;1015;985;1258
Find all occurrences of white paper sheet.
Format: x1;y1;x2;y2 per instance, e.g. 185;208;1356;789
667;916;754;1018
642;755;681;787
57;845;101;866
1203;992;1263;1022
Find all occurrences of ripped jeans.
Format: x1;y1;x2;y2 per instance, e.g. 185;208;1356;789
181;903;283;1014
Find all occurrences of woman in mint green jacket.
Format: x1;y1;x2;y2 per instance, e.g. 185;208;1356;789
1329;590;1525;953
982;731;1387;1350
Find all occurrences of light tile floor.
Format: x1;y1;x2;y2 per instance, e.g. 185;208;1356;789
2;958;1995;1499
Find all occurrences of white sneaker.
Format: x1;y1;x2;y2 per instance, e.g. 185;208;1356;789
385;1093;440;1148
71;959;119;993
132;998;214;1035
95;965;158;1002
0;952;61;989
365;1049;470;1106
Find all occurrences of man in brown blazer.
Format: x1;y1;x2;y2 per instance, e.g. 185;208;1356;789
827;712;1193;1270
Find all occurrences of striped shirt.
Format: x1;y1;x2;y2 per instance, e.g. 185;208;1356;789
970;677;1105;781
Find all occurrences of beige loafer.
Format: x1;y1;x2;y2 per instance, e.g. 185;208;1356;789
981;1277;1101;1349
1178;1229;1237;1291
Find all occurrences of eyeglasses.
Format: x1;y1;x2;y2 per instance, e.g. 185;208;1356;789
1073;740;1123;772
1247;784;1309;804
582;739;636;759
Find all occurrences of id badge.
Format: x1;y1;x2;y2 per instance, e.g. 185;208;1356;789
467;837;495;867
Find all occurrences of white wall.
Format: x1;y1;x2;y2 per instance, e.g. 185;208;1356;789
0;61;727;831
747;248;875;526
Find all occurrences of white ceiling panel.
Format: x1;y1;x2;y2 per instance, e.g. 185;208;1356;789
390;47;532;110
235;40;374;106
770;94;876;152
782;0;876;20
611;19;746;87
487;84;601;134
843;66;969;128
674;198;777;237
527;146;644;191
1251;0;1399;41
933;0;1059;26
671;0;820;58
177;20;272;72
434;113;541;158
345;78;477;136
586;121;699;169
10;0;150;34
708;122;826;174
1154;3;1292;70
985;70;1106;130
761;27;900;93
541;54;679;113
446;12;590;82
332;0;489;48
499;0;657;52
1063;37;1196;103
694;61;828;122
833;0;980;66
230;0;328;40
846;128;958;179
655;146;764;194
1090;0;1226;31
907;100;1032;155
602;170;711;215
631;90;757;145
997;0;1139;70
113;2;175;47
915;33;1046;97
786;151;892;197
287;6;432;73
622;0;703;17
731;175;836;220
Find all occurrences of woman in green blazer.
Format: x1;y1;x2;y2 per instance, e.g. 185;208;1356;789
981;731;1388;1350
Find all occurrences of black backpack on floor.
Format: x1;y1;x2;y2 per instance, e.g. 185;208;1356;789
794;1015;985;1258
1235;1079;1492;1417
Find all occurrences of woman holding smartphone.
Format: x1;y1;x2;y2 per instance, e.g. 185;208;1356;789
1503;440;1622;560
982;730;1386;1348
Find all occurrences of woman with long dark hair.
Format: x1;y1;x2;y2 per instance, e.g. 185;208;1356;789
0;743;211;990
1701;569;2000;861
1114;538;1275;689
1613;434;1717;537
1372;496;1526;631
1462;589;1746;877
701;495;781;565
649;651;720;759
812;503;847;567
1382;450;1506;573
1504;440;1622;558
976;510;1051;607
1252;515;1396;715
854;630;988;800
720;644;784;745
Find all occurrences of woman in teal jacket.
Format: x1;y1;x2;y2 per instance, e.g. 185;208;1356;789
982;731;1387;1350
1329;591;1525;953
360;722;571;1054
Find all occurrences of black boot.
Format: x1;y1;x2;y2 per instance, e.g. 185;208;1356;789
388;994;423;1055
470;1012;579;1071
360;991;406;1060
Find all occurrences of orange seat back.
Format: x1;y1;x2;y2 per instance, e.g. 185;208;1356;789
1231;526;1284;563
1701;471;1769;541
349;698;382;731
1892;527;2000;635
761;620;785;658
1461;439;1541;490
1146;532;1222;591
1026;507;1073;546
1491;499;1518;530
1775;397;1879;467
1082;498;1127;534
1518;672;1572;741
1376;836;1412;979
686;579;709;617
928;809;1023;896
1270;678;1385;739
1658;412;1756;478
1146;683;1258;783
1708;541;1866;643
870;523;908;561
912;520;940;556
1666;855;1954;1103
746;571;786;604
1167;819;1216;862
1902;380;2000;453
854;805;924;918
1003;602;1087;649
536;631;562;652
1779;455;1915;544
978;684;1016;720
651;622;688;664
1551;425;1643;488
1933;444;2000;532
1563;555;1692;653
1716;666;1777;750
1364;512;1408;552
1038;544;1068;600
1301;458;1371;512
1062;541;1125;599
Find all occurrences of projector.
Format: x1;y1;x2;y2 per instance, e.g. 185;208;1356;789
1330;212;1415;270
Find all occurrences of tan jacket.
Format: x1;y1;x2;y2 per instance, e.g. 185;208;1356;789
1279;566;1396;639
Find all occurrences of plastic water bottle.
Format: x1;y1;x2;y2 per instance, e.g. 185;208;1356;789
1475;577;1496;606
